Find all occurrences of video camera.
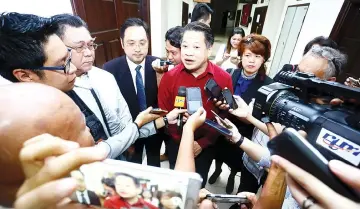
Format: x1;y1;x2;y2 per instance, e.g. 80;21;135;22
253;71;360;168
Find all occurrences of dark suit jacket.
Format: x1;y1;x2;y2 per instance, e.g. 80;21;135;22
103;55;158;120
71;190;101;206
227;68;273;138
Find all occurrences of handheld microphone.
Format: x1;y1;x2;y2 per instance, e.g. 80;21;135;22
174;86;186;130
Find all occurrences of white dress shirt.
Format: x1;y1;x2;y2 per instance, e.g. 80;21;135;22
74;66;156;159
126;56;145;93
0;76;11;86
76;190;91;205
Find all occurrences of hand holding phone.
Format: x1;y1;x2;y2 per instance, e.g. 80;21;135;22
211;110;232;129
204;119;232;137
206;194;249;204
150;108;168;115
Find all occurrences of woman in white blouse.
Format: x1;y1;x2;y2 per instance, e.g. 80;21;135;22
214;27;245;70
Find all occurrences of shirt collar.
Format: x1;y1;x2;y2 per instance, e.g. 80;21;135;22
180;61;214;75
126;56;145;71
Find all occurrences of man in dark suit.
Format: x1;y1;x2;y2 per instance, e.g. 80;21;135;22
70;170;101;206
104;18;163;167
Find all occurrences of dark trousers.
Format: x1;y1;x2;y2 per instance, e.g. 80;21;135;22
129;133;164;167
167;139;214;188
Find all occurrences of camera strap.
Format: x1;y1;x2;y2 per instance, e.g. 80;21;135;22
90;88;112;137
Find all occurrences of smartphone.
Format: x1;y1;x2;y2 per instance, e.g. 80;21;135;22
211;110;232;129
160;60;173;66
150;108;168;115
222;88;238;109
268;128;360;202
206;194;249;204
204;119;232;137
204;78;223;100
186;87;203;114
69;159;203;208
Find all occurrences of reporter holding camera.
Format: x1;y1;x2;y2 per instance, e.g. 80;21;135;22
210;34;273;195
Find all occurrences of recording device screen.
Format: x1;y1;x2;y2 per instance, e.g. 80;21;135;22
186;87;203;114
69;159;203;209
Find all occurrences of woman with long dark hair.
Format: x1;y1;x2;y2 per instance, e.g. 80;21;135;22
214;27;245;69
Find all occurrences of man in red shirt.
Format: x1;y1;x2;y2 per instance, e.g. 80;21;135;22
158;22;233;187
104;173;158;209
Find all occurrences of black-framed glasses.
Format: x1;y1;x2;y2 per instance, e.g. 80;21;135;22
37;49;72;74
67;43;98;53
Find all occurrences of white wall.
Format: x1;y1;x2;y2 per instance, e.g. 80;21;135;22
0;0;73;17
262;0;286;55
290;0;344;63
150;0;168;57
151;0;191;57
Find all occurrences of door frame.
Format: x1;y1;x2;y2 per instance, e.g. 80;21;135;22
330;0;360;42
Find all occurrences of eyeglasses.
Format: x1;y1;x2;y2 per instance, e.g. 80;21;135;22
67;43;98;53
37;49;72;74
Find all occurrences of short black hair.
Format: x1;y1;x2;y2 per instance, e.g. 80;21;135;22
303;36;339;55
165;26;183;48
114;172;140;187
191;3;213;22
101;177;115;189
120;18;150;40
182;22;214;48
51;13;87;39
0;12;58;82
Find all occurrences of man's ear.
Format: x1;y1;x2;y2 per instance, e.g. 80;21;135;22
120;39;125;49
207;47;213;58
327;77;336;82
12;69;40;82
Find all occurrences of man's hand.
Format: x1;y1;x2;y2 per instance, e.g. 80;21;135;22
198;189;218;209
272;156;360;209
344;77;360;88
134;107;161;127
229;96;254;119
152;59;169;74
237;192;257;209
183;107;206;132
15;134;107;209
166;108;188;125
193;141;203;157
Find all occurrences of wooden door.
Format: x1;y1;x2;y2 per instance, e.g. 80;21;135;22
182;2;189;27
71;0;150;68
330;0;360;82
251;6;268;34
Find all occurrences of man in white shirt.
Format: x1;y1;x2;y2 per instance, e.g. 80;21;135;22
50;14;185;159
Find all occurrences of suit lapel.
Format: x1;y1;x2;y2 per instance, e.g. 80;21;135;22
144;56;155;106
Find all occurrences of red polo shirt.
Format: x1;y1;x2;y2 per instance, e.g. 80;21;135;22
158;61;233;148
103;195;158;209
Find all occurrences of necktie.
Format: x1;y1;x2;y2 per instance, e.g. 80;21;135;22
135;65;147;111
81;192;88;204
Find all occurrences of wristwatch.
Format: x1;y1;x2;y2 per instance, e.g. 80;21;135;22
235;135;244;147
163;116;169;129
